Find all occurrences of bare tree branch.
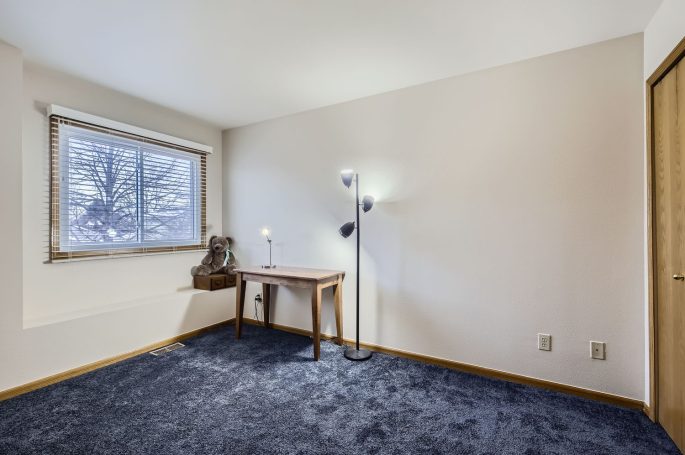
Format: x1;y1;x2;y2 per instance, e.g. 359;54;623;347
65;138;196;245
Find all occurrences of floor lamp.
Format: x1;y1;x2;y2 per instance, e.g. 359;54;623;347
339;169;374;361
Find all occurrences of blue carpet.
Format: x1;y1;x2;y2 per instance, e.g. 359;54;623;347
0;324;679;454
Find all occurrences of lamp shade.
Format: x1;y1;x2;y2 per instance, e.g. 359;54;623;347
339;221;355;238
362;195;374;213
341;169;355;188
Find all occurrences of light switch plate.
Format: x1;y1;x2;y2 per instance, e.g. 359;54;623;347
591;341;606;360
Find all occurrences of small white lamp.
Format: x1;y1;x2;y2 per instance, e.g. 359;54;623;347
261;228;275;269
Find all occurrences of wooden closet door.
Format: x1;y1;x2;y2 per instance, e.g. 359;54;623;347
654;57;685;453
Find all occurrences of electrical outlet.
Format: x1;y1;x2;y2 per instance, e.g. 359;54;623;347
591;341;606;360
538;333;552;351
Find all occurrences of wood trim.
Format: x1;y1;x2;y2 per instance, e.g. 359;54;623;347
240;318;644;410
645;34;685;424
646;74;659;423
0;319;235;402
243;317;321;339
1;315;646;410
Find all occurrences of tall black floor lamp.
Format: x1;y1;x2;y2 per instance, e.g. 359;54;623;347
339;169;374;361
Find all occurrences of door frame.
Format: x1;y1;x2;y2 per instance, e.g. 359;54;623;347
646;35;685;423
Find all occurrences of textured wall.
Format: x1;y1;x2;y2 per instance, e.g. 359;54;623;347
0;46;231;392
223;35;646;399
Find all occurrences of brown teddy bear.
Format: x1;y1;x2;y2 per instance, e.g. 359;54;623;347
190;235;236;276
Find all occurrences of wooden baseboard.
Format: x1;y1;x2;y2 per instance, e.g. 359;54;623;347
2;316;647;413
643;403;655;421
243;317;341;341
241;317;644;410
0;319;235;401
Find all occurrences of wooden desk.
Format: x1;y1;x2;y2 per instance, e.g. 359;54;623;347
234;266;345;360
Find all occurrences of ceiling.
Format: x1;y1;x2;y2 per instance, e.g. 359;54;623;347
0;0;662;128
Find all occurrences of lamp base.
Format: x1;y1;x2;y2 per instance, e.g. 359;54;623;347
261;265;276;269
344;347;372;361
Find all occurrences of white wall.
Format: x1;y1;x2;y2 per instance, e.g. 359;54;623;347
21;63;227;326
0;41;25;393
223;34;646;399
0;42;234;393
642;0;685;405
644;0;685;78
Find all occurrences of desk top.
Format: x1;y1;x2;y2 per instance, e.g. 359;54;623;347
235;266;344;281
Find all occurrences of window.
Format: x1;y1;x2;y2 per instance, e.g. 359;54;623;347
49;115;206;260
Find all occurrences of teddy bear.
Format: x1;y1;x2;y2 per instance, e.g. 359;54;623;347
190;235;236;276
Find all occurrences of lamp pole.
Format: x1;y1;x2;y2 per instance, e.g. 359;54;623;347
354;173;361;353
341;171;372;361
261;228;275;269
268;236;272;268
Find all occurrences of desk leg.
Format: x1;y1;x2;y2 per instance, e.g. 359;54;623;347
262;283;271;328
333;276;343;346
235;272;246;339
311;284;322;360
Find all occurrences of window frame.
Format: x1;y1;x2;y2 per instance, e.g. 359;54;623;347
49;115;207;261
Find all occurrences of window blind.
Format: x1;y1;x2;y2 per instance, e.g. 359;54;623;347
50;115;207;260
